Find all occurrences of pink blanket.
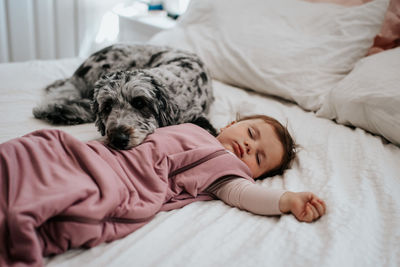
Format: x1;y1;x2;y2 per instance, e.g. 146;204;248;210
0;124;252;266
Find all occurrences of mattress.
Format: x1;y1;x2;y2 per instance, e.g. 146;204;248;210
0;58;399;266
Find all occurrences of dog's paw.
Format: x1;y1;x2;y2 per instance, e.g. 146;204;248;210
33;100;95;125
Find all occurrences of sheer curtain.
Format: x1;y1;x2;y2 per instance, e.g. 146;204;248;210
0;0;125;63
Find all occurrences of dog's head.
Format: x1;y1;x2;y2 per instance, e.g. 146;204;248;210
92;70;175;149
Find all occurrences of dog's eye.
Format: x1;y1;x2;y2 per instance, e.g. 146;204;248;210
102;100;113;114
103;105;112;114
131;97;146;109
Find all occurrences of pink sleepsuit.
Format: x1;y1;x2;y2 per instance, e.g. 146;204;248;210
0;123;285;266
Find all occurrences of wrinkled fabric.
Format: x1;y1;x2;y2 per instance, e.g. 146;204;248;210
0;123;252;266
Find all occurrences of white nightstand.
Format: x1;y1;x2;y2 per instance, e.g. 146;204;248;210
115;7;177;43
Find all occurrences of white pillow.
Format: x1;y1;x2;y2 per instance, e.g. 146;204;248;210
149;0;388;111
317;47;400;146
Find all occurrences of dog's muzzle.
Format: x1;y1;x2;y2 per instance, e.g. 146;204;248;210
108;127;131;150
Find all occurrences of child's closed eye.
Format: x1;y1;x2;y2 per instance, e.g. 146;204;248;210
248;128;261;165
248;128;255;139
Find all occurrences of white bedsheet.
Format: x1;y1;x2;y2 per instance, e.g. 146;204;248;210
0;59;399;267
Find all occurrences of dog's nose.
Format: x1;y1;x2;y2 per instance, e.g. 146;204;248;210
110;132;130;149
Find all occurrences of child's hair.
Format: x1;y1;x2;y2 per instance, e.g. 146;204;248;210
237;114;297;179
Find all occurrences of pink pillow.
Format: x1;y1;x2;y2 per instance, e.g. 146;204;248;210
368;0;400;55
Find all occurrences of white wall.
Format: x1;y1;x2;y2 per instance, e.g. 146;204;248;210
0;0;125;63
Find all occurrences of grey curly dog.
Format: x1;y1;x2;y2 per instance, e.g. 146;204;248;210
33;44;216;149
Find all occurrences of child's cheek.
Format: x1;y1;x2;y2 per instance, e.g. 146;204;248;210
242;159;256;177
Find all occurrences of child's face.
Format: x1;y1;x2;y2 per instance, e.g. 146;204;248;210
216;119;284;178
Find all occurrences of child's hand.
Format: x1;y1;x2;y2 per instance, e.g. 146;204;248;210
279;192;326;223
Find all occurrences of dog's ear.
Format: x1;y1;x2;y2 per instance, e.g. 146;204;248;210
92;100;106;136
158;104;175;126
95;118;106;136
91;85;106;136
91;96;99;114
154;87;175;126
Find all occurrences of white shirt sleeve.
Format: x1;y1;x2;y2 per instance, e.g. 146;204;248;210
206;177;287;215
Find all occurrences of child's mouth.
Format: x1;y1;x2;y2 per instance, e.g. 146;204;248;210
233;141;243;158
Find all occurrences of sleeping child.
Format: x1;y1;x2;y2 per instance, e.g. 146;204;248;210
0;114;326;266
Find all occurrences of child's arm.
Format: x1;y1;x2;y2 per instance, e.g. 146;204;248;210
207;177;287;215
207;178;326;222
279;191;326;222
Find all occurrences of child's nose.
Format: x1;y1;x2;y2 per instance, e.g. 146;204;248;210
244;142;252;154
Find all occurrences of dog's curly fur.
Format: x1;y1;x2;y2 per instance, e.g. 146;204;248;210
33;44;216;149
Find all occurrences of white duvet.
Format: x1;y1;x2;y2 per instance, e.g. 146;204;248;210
0;59;399;267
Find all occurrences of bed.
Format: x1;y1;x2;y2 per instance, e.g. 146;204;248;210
1;0;399;266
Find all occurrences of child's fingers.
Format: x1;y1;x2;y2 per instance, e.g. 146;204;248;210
301;203;315;222
315;197;326;208
302;204;314;222
308;203;319;220
312;199;326;216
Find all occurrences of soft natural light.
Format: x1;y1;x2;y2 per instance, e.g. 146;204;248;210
95;11;120;44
